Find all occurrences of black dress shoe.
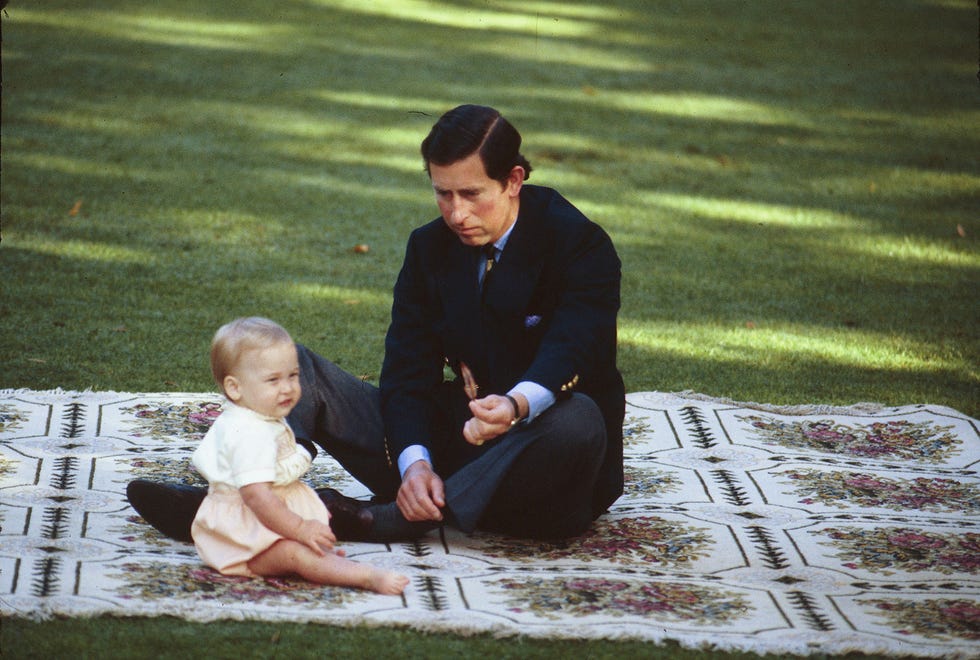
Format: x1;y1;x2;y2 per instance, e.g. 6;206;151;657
126;479;206;543
315;487;373;541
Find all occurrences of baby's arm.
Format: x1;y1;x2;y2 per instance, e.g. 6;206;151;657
240;482;337;555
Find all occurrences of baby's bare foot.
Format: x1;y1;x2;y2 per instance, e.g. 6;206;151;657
368;570;410;595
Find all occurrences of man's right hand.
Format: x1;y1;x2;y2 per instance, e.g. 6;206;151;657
396;460;445;522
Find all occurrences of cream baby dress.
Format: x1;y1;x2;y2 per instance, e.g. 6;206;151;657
190;402;330;576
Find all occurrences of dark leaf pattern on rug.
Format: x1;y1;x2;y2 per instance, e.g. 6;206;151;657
740;415;961;462
476;516;711;566
814;527;980;575
779;469;980;513
496;576;751;623
860;598;980;640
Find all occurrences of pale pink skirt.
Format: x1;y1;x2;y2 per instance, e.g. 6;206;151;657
191;481;330;577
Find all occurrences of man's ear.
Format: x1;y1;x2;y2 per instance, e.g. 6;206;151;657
223;375;241;402
505;165;525;197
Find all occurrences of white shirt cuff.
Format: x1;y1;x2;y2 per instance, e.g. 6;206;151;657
510;381;556;422
397;444;432;478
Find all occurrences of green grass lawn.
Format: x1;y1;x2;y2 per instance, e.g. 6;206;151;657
1;0;977;656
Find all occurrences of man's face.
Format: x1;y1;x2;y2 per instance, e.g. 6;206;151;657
429;152;523;247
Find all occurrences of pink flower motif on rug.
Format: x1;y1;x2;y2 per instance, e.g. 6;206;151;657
475;516;712;566
125;455;207;485
496;576;751;623
121;400;223;441
622;414;654;447
109;561;366;607
860;598;980;641
814;527;980;575
779;469;980;513
116;515;197;550
739;415;961;462
624;465;682;497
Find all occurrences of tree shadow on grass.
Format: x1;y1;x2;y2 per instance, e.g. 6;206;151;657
2;0;977;412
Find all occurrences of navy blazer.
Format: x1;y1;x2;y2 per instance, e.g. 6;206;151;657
380;185;625;515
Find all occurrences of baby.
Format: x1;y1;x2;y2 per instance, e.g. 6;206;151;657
191;317;408;595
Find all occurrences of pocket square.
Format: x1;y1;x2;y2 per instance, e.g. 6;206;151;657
524;315;542;328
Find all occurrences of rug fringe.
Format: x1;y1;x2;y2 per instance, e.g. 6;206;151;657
6;607;970;659
630;390;964;417
666;390;890;414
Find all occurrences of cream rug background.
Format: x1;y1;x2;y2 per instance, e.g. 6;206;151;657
1;389;977;658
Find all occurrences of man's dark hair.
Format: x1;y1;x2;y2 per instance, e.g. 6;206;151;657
421;104;532;184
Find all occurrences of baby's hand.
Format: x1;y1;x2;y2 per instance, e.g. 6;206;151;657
295;518;337;555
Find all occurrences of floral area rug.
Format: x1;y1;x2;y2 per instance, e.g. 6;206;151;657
1;389;978;657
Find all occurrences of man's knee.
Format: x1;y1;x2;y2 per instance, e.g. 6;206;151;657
543;393;606;459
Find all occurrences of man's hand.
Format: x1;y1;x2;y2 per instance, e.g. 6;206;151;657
396;460;445;522
463;393;525;446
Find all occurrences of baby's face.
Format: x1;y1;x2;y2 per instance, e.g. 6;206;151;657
227;342;301;418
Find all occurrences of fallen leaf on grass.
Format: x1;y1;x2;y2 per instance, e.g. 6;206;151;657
68;199;83;216
353;244;370;253
956;224;967;238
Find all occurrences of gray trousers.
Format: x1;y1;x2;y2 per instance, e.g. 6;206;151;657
288;345;607;540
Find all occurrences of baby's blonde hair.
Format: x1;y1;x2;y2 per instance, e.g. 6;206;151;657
210;317;293;396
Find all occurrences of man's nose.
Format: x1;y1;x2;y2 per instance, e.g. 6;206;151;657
449;198;469;224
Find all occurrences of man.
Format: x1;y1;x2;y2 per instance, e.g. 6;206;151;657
128;104;625;542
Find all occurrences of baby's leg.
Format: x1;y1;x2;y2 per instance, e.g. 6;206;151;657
247;539;409;595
